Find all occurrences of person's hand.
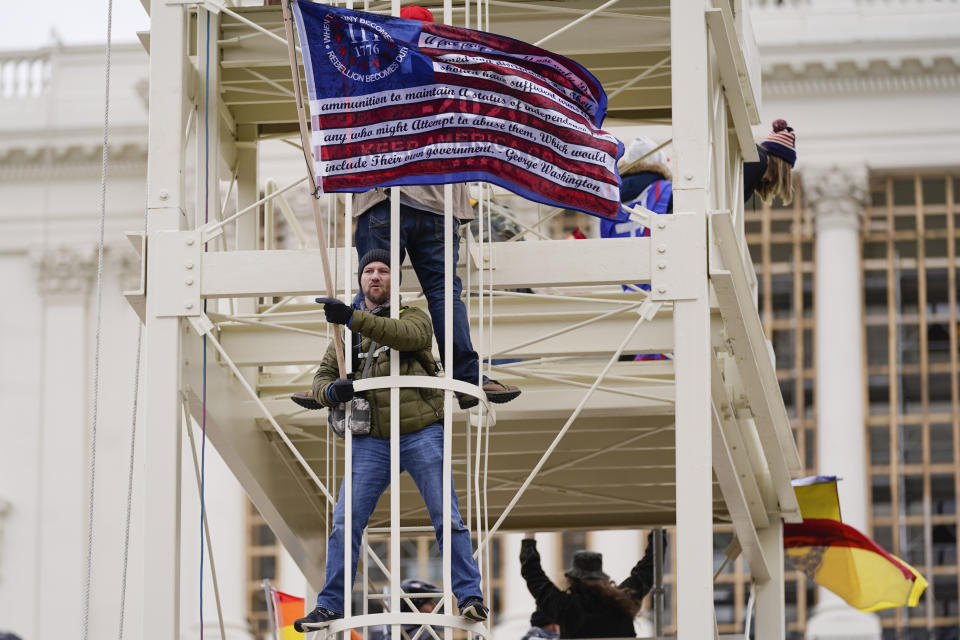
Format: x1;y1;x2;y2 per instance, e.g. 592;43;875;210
326;378;355;404
642;530;666;562
316;297;353;325
519;537;539;564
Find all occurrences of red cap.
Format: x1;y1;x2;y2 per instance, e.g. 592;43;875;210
400;5;435;22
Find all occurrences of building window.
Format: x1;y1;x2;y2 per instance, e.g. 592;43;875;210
862;173;960;635
746;171;960;635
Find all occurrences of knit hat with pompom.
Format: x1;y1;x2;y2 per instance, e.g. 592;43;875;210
760;119;797;167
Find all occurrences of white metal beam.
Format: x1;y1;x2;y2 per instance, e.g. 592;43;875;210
671;0;714;636
199;238;653;298
710;356;768;527
216;306;679;364
142;0;189;636
711;211;802;522
705;7;760;162
711;402;770;582
753;521;785;639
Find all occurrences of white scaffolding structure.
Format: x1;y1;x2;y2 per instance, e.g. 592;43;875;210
134;1;802;638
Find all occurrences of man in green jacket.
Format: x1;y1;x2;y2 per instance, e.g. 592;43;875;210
294;249;488;631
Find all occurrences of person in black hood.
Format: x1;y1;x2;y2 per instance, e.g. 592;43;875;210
519;533;663;639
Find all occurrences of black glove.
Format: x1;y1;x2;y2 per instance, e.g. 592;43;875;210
326;378;355;404
639;531;666;567
519;538;540;565
316;297;353;325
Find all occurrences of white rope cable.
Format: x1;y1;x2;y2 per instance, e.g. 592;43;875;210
33;128;54;640
481;181;493;623
476;310;654;557
481;411;491;622
117;300;143;640
82;0;114;635
472;179;486;595
183;401;228;640
743;582;756;637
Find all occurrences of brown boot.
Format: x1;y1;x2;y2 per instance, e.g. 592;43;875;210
457;379;521;409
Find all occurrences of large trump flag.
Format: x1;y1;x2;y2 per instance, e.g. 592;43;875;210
291;1;624;219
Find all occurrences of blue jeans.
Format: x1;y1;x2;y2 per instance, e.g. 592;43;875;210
316;424;483;613
355;201;482;385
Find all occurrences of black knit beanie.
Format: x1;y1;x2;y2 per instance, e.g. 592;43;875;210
357;249;392;286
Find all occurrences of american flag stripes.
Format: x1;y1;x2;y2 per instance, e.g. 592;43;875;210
292;1;624;219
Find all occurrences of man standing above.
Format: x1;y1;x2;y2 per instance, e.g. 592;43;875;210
348;4;521;411
294;250;488;631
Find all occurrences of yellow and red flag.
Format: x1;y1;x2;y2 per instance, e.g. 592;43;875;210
784;476;927;612
269;586;362;640
271;588;306;640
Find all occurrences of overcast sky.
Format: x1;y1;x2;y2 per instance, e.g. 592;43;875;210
2;0;150;50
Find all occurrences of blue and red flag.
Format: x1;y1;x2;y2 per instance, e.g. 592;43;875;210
291;1;624;219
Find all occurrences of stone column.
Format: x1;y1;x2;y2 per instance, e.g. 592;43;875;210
803;166;880;640
32;246;96;640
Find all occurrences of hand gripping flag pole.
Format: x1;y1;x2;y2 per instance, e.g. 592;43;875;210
280;0;347;377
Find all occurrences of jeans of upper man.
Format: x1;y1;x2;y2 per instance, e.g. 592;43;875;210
355;200;482;385
316;424;483;613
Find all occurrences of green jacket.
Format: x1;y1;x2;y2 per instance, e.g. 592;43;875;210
312;303;444;439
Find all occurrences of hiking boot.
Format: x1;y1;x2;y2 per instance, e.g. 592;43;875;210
457;379;522;410
291;390;322;411
294;605;342;632
458;596;488;622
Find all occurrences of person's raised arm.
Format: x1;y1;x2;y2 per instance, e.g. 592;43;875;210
520;536;571;624
619;531;664;600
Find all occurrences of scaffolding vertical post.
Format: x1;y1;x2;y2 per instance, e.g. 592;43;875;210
652;529;664;637
670;0;714;638
754;521;785;638
389;184;401;640
362;527;370;638
235;125;258;250
142;0;189;637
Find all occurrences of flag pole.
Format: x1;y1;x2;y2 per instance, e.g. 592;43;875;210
280;0;347;377
263;580;279;640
